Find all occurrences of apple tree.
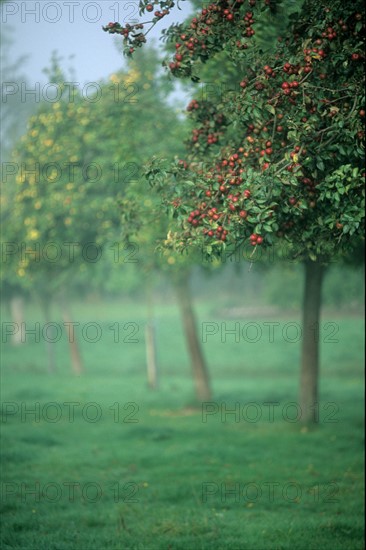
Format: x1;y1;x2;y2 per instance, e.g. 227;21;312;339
103;0;365;422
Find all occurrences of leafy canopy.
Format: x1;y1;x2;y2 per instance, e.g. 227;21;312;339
105;0;365;263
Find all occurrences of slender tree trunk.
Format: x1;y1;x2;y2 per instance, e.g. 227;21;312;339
145;291;158;389
10;295;25;345
145;323;158;389
175;272;212;402
299;260;325;423
61;302;84;375
40;298;56;374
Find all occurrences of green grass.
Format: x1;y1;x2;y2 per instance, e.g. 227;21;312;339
0;300;364;549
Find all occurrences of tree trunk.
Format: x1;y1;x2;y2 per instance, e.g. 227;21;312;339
145;289;158;389
175;272;212;402
145;322;158;389
299;259;325;423
40;299;56;374
61;302;84;375
10;295;25;345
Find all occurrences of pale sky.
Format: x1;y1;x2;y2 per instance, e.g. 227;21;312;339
1;0;194;85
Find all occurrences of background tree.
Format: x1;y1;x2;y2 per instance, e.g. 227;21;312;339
2;46;213;394
1;49;178;372
0;24;39;341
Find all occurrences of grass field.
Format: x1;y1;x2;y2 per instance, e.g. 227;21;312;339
1;299;364;549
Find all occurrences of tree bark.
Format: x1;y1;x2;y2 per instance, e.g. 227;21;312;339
145;289;158;389
145;322;158;389
10;295;25;345
40;298;56;374
175;272;212;402
61;302;84;375
299;259;325;423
